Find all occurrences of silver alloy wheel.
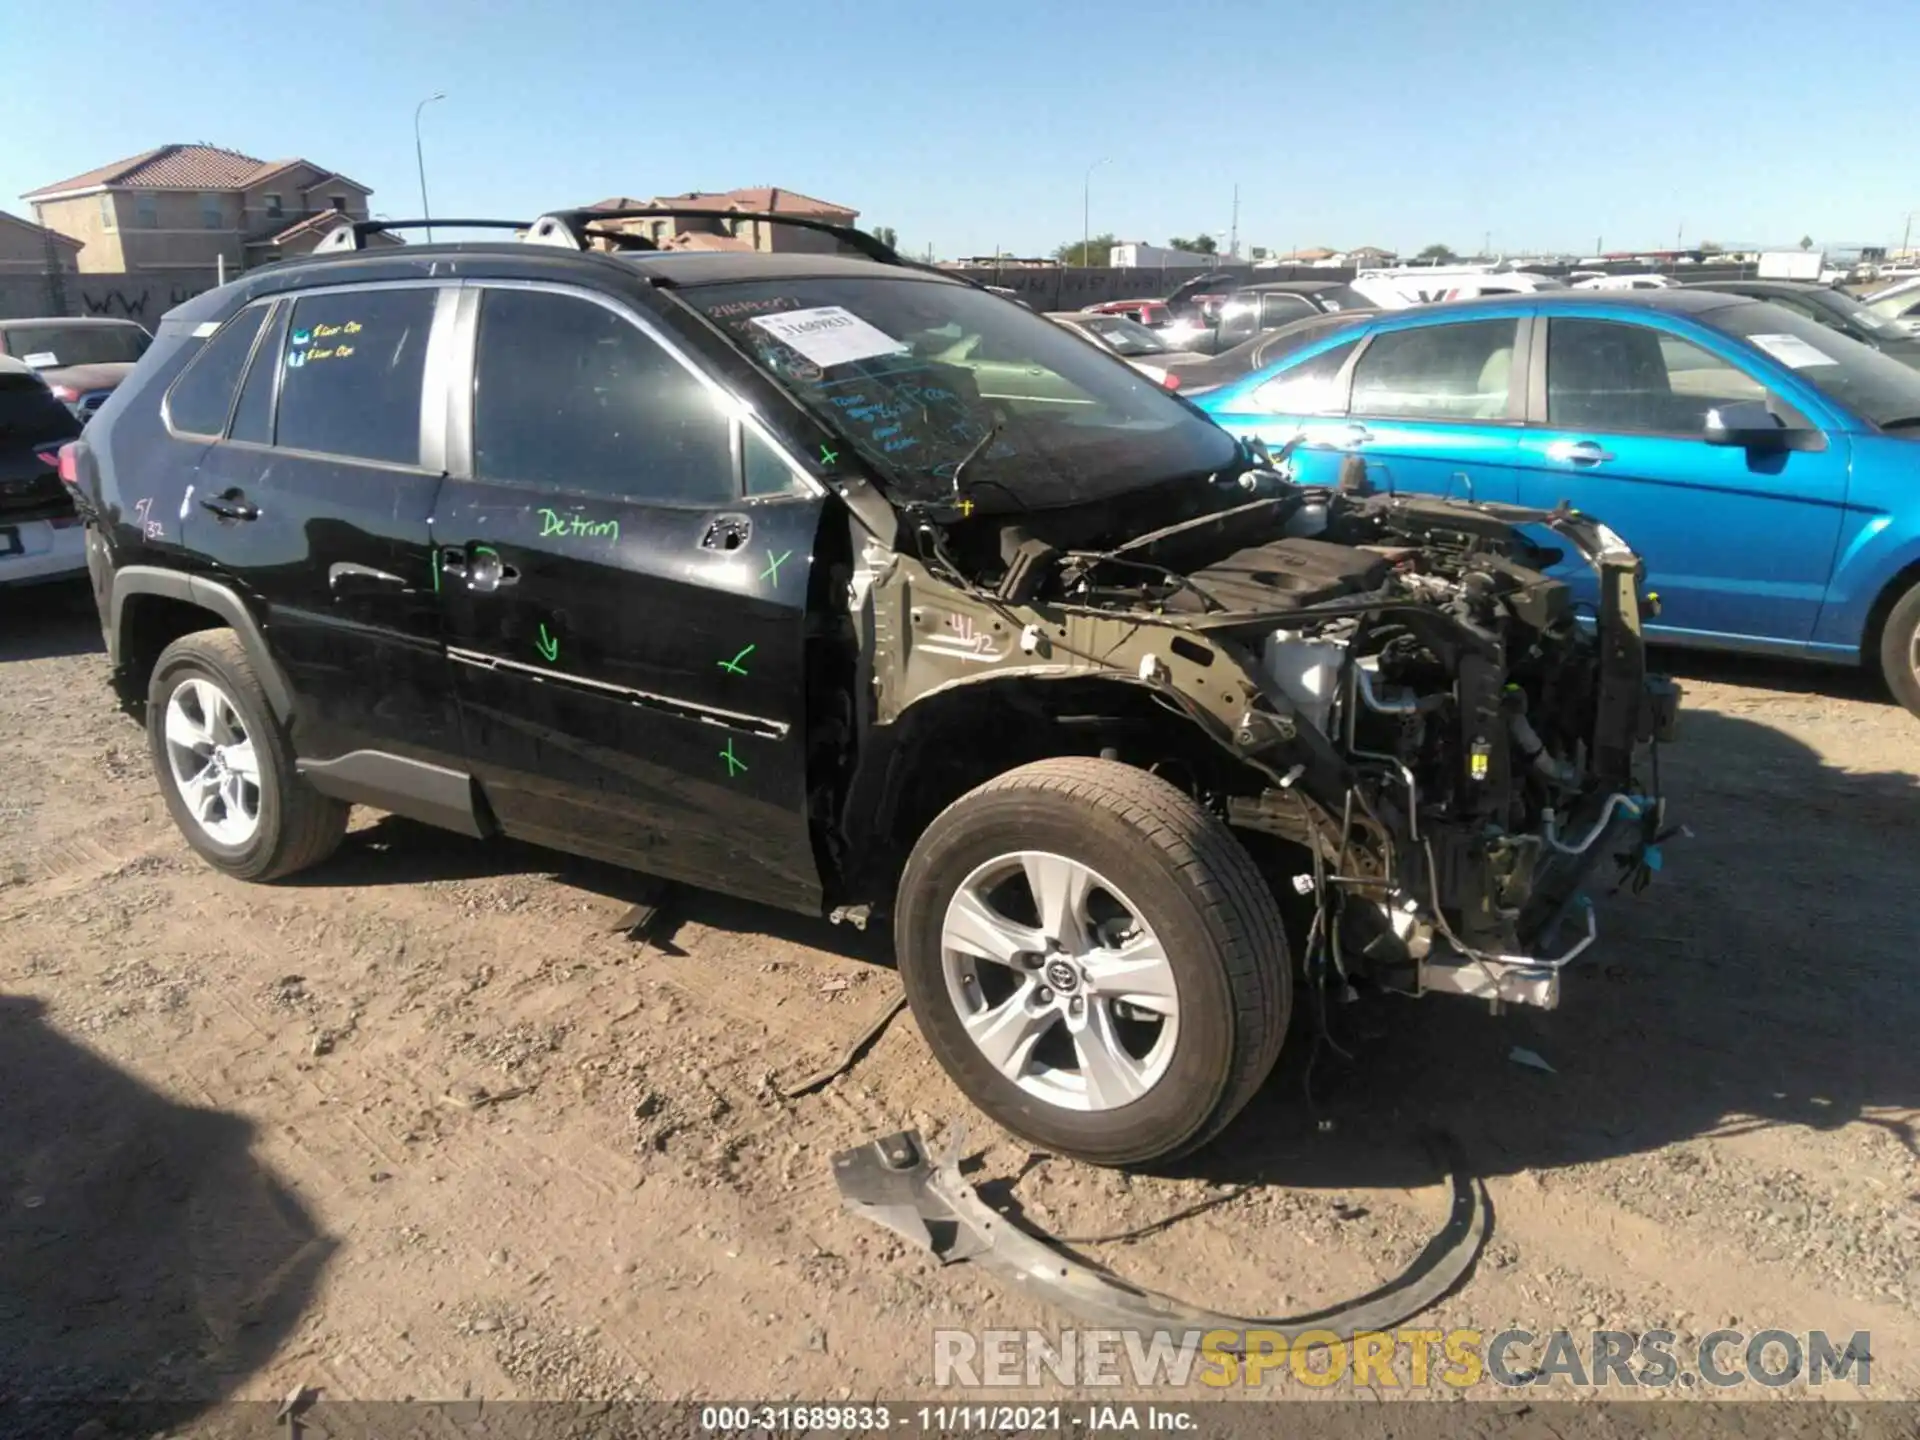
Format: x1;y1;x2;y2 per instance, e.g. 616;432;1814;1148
939;851;1180;1112
163;676;262;847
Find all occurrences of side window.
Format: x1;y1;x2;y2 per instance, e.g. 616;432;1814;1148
742;426;804;498
1349;320;1518;421
275;288;436;465
1259;293;1314;327
1248;338;1361;415
1546;318;1766;435
473;288;736;506
165;305;268;437
229;301;289;444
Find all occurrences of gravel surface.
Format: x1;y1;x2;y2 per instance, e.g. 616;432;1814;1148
2;578;1916;1416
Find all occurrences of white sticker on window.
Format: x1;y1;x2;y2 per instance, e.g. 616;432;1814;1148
750;306;907;368
21;351;58;368
1748;332;1835;369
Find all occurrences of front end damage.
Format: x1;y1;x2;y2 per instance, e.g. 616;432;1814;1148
852;470;1680;1013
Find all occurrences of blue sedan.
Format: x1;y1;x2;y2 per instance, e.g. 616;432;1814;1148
1196;291;1920;715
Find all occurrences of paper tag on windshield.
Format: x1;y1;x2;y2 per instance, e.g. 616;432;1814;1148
751;306;907;368
21;351;58;368
1748;333;1835;369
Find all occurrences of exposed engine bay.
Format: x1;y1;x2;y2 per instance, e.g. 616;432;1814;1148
859;449;1682;1012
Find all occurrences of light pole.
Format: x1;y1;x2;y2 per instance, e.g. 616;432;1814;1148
1903;211;1917;263
415;92;446;242
1082;157;1110;267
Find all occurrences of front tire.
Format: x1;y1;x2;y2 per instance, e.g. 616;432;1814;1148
895;758;1290;1167
1878;582;1920;719
147;628;348;881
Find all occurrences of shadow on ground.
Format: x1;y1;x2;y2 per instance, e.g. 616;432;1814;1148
1651;642;1893;707
0;579;102;664
0;995;331;1432
263;701;1918;1197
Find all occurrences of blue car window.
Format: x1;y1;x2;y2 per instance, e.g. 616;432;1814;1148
1349;320;1518;421
1547;318;1766;435
1248;338;1361;414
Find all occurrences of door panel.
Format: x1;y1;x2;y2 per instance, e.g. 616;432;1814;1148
1515;316;1849;646
434;282;825;912
1343;318;1527;501
180;286;458;764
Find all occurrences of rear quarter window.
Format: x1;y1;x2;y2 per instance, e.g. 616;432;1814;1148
165;306;269;437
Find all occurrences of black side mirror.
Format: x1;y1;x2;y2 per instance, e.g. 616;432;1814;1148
1704;399;1804;452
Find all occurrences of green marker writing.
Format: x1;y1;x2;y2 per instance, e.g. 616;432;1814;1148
819;444;838;465
538;507;620;541
761;549;793;585
720;738;747;777
718;644;755;676
536;623;560;663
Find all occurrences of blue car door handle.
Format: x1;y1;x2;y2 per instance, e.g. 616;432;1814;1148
1545;439;1615;466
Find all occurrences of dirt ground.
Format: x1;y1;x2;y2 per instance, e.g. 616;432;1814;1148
3;578;1917;1416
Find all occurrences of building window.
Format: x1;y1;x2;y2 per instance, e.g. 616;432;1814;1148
202;193;223;229
329;195;346;213
135;194;159;229
99;195;115;231
264;193;284;219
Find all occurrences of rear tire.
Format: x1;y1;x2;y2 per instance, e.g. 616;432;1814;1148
895;758;1290;1167
147;628;348;881
1878;582;1920;719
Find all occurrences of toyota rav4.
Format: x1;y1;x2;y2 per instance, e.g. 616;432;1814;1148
66;212;1680;1167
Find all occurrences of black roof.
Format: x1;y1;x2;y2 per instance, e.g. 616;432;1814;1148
616;251;945;287
1436;288;1753;316
1679;279;1832;296
1234;279;1355;295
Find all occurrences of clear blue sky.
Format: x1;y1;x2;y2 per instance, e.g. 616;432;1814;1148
5;0;1916;260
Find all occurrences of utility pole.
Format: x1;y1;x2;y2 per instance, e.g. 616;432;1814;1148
415;92;446;242
1229;183;1239;261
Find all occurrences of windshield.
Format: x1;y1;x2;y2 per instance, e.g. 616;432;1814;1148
1075;315;1170;357
685;277;1240;510
3;323;150;368
1807;288;1919;336
1706;300;1920;428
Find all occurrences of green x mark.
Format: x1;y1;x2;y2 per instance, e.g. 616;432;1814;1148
761;549;793;585
720;738;747;777
718;644;756;676
819;444;838;465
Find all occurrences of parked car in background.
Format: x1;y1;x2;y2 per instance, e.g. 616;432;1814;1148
1686;280;1920;365
1082;298;1173;327
1572;274;1676;290
1044;311;1210;388
1349;265;1566;308
0;356;85;588
0;317;153;421
1194;289;1920;715
1155;311;1369;395
1156;279;1376;355
1863;276;1920;327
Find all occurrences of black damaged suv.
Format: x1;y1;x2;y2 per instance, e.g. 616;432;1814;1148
69;212;1678;1167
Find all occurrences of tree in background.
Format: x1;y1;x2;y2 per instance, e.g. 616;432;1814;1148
1167;235;1219;255
1054;233;1117;267
1417;243;1457;262
872;225;899;250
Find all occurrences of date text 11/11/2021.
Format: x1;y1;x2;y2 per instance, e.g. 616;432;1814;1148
698;1403;1196;1432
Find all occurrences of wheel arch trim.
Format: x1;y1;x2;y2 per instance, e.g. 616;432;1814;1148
109;565;296;720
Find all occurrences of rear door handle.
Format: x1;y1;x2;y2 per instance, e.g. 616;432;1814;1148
441;545;518;592
201;488;258;521
328;562;406;594
1545;439;1615;465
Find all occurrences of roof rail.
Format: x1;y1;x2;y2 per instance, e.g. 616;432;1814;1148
312;218;531;254
522;207;906;266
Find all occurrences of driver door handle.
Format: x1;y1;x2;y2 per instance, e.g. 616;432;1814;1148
440;545;518;592
200;488;258;521
1545;439;1615;466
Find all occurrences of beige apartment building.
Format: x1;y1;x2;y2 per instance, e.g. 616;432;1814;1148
22;145;374;275
0;211;83;274
585;187;859;254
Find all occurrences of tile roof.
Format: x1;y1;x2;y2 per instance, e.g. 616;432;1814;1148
24;145;367;199
0;210;83;250
587;186;856;218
